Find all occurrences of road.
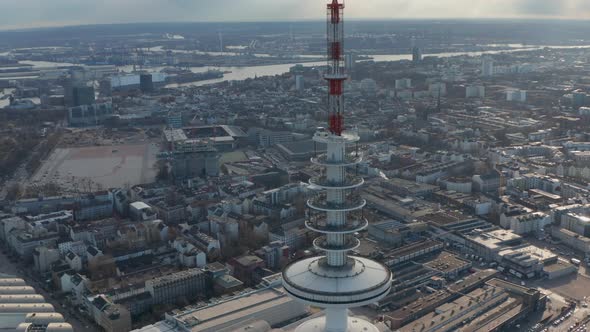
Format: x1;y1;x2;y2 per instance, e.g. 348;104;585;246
0;249;98;332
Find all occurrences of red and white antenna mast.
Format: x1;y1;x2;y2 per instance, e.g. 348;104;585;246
326;0;346;136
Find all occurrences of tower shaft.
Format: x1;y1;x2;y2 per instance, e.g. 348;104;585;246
282;2;392;332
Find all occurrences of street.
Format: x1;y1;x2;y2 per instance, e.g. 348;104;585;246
0;249;98;331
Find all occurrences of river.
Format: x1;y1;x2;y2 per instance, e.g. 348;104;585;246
8;44;590;88
162;44;590;88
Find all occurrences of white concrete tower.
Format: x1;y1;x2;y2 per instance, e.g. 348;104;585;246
281;1;392;332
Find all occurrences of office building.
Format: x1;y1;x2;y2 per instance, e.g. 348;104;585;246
90;295;132;332
482;57;494;76
145;268;208;305
562;213;590;237
167;112;183;129
140;73;154;93
412;46;422;63
295;75;304;91
256;241;290;270
507;89;527;102
552;228;590;253
73;191;114;221
72;86;95;106
68;102;114;127
466;85;485;98
345;53;355;71
162;130;221;179
395;78;412;90
259;130;294;148
132;275;306;332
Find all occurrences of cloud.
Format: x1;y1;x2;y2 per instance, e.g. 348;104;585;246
1;0;590;30
514;0;565;16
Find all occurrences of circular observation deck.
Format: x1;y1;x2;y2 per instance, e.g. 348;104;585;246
282;256;392;308
311;152;363;167
309;175;364;190
313;236;360;253
312;129;360;145
307;194;366;212
295;317;381;332
305;215;368;235
323;73;348;81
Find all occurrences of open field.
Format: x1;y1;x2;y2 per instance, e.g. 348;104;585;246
31;143;160;191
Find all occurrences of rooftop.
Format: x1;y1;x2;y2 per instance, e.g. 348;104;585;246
465;229;522;251
168;287;298;332
397;279;532;332
384;240;443;261
423;251;471;274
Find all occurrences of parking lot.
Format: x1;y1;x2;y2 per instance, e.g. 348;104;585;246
547;306;590;332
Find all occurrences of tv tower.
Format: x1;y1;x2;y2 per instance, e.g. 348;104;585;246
281;1;392;332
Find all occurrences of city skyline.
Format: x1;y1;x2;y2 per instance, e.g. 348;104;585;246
3;0;590;30
2;0;590;331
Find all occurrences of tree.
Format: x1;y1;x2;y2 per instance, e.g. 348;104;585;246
88;255;117;281
5;183;23;201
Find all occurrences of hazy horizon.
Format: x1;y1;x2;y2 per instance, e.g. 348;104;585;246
2;0;590;30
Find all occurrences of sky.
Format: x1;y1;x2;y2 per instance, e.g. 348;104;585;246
1;0;590;30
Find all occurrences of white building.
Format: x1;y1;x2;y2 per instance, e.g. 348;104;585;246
552;228;590;253
145;269;208;305
58;241;87;257
441;177;472;193
345;54;355;71
482;57;494;76
360;78;378;94
33;246;60;273
466;85;485;98
429;82;447;97
110;72;166;88
256;129;293;148
193;232;221;254
130;201;157;221
507;90;527;102
60;273;87;299
508;174;560;193
509;212;550;235
132;277;305;332
173;239;207;268
65;251;83;272
295;75;304;91
396;90;413;100
562;213;590;237
395;78;412;90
